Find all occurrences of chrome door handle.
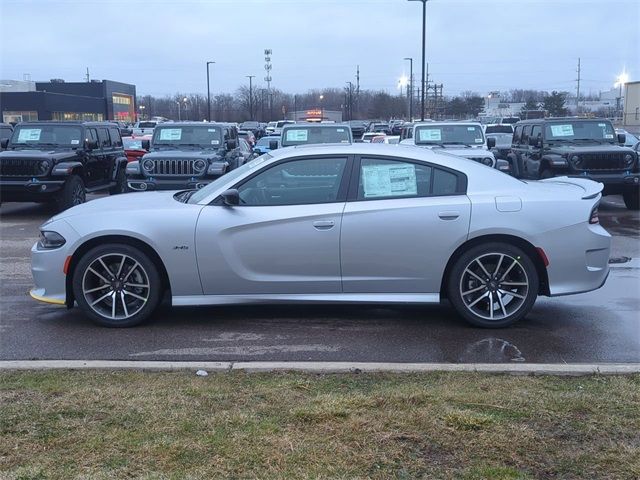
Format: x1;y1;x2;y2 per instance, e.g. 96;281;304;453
313;220;335;230
438;211;460;220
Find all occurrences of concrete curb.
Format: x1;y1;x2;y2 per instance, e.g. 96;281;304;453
1;361;639;375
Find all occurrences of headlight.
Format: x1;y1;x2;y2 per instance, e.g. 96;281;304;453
37;160;51;175
623;154;635;167
126;161;141;175
194;159;207;172
482;157;493;166
570;155;581;166
142;159;154;171
38;231;66;249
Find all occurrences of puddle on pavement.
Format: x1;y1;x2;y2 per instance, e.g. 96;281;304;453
458;338;525;363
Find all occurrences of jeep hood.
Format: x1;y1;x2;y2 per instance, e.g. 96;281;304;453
143;149;224;161
549;144;634;154
0;149;78;161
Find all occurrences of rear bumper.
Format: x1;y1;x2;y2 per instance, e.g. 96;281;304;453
0;178;65;201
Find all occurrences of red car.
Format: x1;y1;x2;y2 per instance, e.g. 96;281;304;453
122;135;152;163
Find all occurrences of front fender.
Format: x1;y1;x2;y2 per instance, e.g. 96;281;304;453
51;161;83;176
541;154;568;170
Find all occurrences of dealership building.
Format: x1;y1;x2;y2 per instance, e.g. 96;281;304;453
0;79;136;123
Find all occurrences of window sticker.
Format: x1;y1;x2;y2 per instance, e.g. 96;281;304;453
418;129;441;142
285;129;308;142
337;128;345;132
211;140;220;144
475;138;484;143
207;128;217;132
598;123;606;127
362;163;417;198
467;127;476;131
550;124;574;137
604;134;614;139
71;139;80;145
159;128;182;140
18;129;41;141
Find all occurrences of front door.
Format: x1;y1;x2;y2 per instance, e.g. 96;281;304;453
341;156;471;293
195;155;351;295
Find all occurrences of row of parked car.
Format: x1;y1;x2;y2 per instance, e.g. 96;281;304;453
0;115;638;211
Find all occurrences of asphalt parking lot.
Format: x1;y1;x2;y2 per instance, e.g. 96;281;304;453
1;195;638;363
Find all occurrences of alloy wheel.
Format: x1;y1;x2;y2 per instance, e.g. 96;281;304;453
459;252;529;321
81;253;150;321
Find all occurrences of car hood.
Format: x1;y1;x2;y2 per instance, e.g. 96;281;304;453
143;149;224;161
45;191;189;225
0;149;78;161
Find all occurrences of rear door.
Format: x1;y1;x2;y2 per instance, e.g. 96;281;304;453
341;155;471;293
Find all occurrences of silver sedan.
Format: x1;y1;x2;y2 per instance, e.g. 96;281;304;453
30;144;611;328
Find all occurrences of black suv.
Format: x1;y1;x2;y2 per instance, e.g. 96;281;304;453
0;121;128;210
0;123;13;149
126;122;254;191
507;118;639;210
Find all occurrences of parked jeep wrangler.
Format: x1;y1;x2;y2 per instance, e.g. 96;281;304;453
0;121;128;210
507;118;640;210
126;122;254;191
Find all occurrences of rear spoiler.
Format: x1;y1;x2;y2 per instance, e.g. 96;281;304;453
540;176;604;200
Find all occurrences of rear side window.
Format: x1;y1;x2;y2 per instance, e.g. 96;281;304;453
531;125;542;143
97;128;110;148
86;128;98;143
108;127;122;147
521;125;532;145
432;169;458;195
513;125;522;144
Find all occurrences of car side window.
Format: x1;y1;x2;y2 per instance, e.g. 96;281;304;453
531;125;542;145
513;125;522;145
357;158;432;200
237;157;348;206
97;128;110;148
521;125;532;146
432;168;459;196
86;128;98;144
108;127;122;147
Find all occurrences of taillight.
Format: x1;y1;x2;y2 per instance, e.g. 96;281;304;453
589;205;599;224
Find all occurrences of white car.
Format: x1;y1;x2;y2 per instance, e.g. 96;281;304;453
362;132;383;143
401;122;497;168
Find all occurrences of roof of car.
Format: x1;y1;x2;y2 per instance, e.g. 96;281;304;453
516;117;610;124
14;121;120;127
282;123;350;128
154;121;228;127
414;121;481;127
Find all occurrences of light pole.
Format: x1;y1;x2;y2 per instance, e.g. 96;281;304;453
293;94;297;121
206;61;215;122
246;75;255;120
319;94;324;121
409;0;429;121
615;71;629;122
404;57;413;120
175;101;181;121
138;105;145;121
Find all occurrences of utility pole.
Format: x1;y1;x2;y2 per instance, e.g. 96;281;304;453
575;57;581;115
409;0;430;121
246;75;255;120
85;67;90;82
206;61;215;122
264;49;272;120
356;65;360;118
346;81;354;121
404;57;413;120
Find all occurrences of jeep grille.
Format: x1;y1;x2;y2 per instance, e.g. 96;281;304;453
149;159;197;176
0;158;45;177
577;153;627;171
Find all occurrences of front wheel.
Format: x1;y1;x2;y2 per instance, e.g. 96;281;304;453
623;189;640;210
447;243;539;328
539;169;554;179
109;166;128;194
56;175;86;211
72;244;162;327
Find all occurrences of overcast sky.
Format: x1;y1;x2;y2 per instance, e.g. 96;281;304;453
1;0;638;98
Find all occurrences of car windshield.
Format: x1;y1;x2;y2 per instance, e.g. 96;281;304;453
187;154;272;204
281;126;351;146
485;125;513;134
137;122;156;128
415;125;484;145
152;125;223;148
123;137;145;149
501;117;520;124
11;125;83;147
276;121;293;128
544;121;616;142
240;122;259;129
256;137;274;147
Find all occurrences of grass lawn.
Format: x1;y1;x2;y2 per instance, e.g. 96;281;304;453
1;371;639;479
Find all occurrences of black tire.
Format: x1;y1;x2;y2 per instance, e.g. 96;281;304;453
540;169;554;179
623;189;640;210
72;243;163;327
447;242;539;328
109;165;128;194
56;175;86;211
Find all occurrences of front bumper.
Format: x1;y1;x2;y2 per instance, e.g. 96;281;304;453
0;178;65;201
127;176;219;191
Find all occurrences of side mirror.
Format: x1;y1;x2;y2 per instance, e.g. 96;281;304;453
529;137;541;147
85;139;98;150
141;139;151;150
617;133;626;144
226;139;237;151
0;139;9;149
269;140;278;150
486;137;496;148
220;188;240;206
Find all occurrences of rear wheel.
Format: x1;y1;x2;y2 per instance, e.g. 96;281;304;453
72;244;162;327
539;169;554;179
623;189;640;210
56;175;86;211
447;243;539;328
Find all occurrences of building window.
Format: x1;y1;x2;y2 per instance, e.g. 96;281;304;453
112;93;134;123
3;111;38;123
52;112;104;121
